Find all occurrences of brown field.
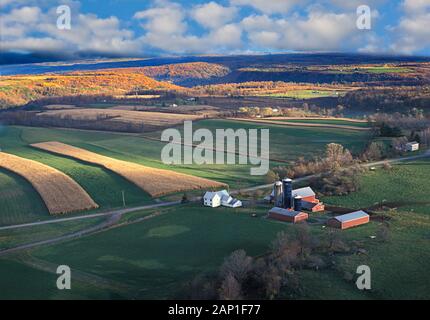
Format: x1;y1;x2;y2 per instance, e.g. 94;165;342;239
110;104;221;116
31;142;226;197
0;152;98;215
36;109;204;131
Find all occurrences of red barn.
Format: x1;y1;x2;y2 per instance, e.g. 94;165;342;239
327;211;370;230
292;187;317;203
268;207;309;223
302;200;325;212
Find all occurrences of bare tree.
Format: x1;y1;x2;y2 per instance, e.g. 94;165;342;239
219;250;253;284
219;273;242;300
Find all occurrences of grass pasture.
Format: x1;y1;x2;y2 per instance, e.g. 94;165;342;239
0;159;429;299
323;159;430;215
1;204;288;299
274;118;370;128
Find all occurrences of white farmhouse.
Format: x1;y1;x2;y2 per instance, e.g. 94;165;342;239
203;190;242;208
203;192;222;208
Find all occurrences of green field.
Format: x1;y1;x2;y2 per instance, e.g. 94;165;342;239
154;119;371;162
323;159;430;215
0;122;371;225
0;159;429;299
275;118;370;128
0;205;288;299
261;90;345;99
0;169;49;225
0;217;106;250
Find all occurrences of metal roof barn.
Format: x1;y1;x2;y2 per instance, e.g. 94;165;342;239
327;210;370;230
268;207;309;223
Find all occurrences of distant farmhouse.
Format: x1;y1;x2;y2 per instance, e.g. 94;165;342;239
406;141;419;152
203;190;242;208
327;211;370;230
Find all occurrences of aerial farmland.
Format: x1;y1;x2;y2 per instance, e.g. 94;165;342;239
1;1;430;303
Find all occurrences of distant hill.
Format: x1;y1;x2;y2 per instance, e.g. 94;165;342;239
139;62;231;86
0;69;181;109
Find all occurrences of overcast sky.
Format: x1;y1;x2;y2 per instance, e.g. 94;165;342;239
1;0;430;59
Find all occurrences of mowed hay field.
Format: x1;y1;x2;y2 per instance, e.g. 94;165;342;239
37;109;204;131
1;205;288;299
0;152;98;215
32;141;226;197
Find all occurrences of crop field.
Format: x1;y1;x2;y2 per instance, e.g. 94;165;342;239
260;89;346;99
0;169;49;225
160;119;372;161
0;152;98;215
232;118;371;132
32;141;226;197
0;122;371;224
269;118;370;128
36;109;204;132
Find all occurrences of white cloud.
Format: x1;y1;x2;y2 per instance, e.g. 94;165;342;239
403;0;430;13
0;6;140;55
191;2;237;29
242;9;359;51
134;3;186;35
230;0;302;14
134;2;242;54
390;0;430;54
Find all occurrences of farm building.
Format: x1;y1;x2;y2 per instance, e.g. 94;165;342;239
265;181;325;212
406;141;419;152
327;210;370;230
301;200;325;212
267;179;309;223
268;207;309;223
203;190;242;208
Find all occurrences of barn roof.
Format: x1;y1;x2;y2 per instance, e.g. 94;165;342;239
302;200;318;210
269;207;304;217
293;187;316;198
204;191;221;200
334;210;369;222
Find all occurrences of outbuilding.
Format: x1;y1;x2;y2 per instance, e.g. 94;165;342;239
327;210;370;230
292;187;317;203
406;141;419;152
268;207;309;223
302;200;325;212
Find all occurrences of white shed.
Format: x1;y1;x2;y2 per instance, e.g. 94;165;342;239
406;142;419;152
